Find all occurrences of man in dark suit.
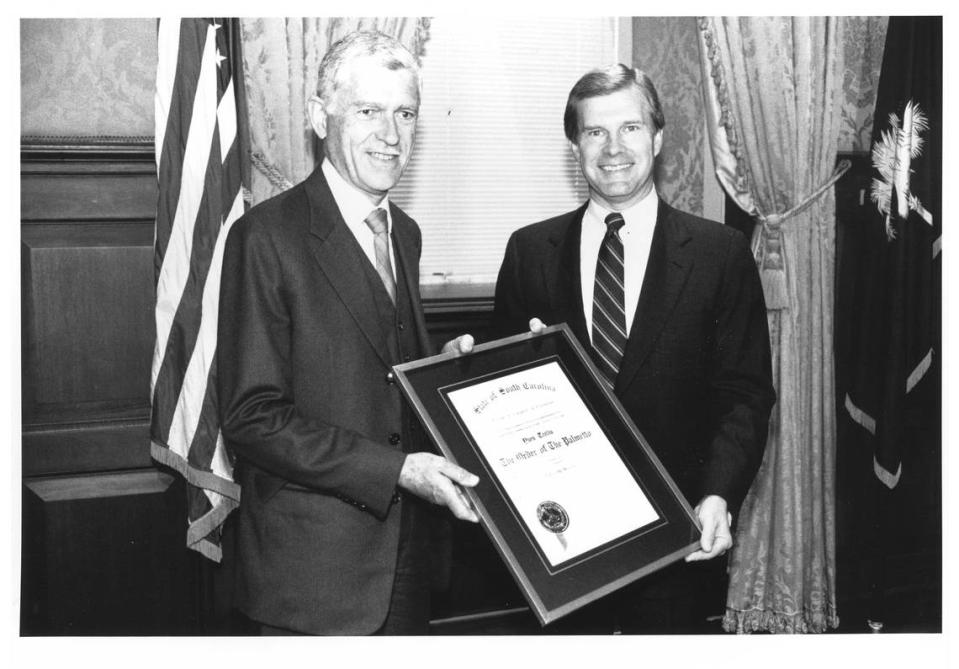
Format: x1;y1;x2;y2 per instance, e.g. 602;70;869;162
491;64;775;632
217;31;478;636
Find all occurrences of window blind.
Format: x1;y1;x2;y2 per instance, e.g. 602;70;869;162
390;16;617;288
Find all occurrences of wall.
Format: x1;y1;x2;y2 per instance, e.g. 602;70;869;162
21;19;156;139
632;17;706;216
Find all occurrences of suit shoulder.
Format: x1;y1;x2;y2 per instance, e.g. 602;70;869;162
508;207;582;245
664;203;751;249
229;183;310;244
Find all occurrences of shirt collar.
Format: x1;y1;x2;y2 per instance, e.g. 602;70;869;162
322;158;392;232
586;186;658;230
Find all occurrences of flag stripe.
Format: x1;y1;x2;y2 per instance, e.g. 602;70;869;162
844;392;876;435
155;20;203;267
180;103;244;471
905;347;933;393
152;22;224;400
154;19;181;180
873;456;902;490
151;17;244;563
153;133;227;451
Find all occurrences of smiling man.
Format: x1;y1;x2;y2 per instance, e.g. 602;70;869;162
217;31;478;636
491;64;775;633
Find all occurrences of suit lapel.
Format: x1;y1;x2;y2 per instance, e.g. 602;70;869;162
303;168;392;368
391;203;432;357
616;200;694;392
547;203;590;346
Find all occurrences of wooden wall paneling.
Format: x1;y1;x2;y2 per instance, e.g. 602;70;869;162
23;423;152;478
20;144;158;223
21;223;154;424
21;168;159;222
21;148;157;476
21;471;198;635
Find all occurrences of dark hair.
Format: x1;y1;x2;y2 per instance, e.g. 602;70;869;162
562;64;665;142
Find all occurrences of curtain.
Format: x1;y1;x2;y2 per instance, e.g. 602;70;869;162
698;17;848;633
239;18;431;205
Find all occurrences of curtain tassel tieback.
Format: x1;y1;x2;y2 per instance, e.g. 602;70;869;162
752;159;852;310
250;151;295;195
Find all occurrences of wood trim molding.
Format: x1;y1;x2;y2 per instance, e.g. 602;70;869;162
24;470;174;502
21;136;155;163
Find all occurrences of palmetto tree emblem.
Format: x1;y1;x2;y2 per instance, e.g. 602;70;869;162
870;100;934;240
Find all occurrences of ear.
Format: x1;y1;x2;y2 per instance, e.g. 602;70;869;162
568;139;582;163
307;95;329;140
652;129;663;158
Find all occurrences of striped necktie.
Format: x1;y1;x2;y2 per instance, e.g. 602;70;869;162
592;212;627;387
364;207;396;305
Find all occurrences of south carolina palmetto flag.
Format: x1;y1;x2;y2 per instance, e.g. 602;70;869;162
839;16;941;490
151;18;245;561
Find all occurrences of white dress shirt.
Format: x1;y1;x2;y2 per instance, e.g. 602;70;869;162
580;189;658;342
321;158;396;279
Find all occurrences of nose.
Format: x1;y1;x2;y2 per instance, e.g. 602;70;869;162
377;114;400;145
604;133;623;156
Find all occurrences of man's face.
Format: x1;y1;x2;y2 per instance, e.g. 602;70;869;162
311;57;419;203
569;86;663;211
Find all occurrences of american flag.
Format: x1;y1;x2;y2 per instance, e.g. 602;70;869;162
151;18;244;562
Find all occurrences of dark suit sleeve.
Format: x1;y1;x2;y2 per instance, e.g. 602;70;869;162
491;231;530;339
701;231;776;512
217;217;405;518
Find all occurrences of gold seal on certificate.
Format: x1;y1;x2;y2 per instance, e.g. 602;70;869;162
537;500;570;550
536;501;569;533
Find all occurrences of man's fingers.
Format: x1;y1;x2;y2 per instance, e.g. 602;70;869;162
440;459;479;487
399;453;481;522
529;317;547;334
441;334;474;356
700;518;716;552
686;528;732;562
446;485;479;523
457;334;474;353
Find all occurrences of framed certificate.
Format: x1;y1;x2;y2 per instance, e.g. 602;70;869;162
392;324;701;625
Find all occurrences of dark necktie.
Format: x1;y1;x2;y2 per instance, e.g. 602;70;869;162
592;212;627;387
364;207;396;305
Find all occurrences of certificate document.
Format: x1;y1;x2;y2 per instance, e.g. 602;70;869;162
444;359;660;567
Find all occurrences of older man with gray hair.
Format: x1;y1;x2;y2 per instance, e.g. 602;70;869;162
218;30;478;636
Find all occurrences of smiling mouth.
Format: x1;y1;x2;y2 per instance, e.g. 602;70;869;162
370;151;399;162
599;163;633;173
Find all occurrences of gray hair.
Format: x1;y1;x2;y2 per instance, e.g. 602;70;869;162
316;30;421;102
563;64;665;142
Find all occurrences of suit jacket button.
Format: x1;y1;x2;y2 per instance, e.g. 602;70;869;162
388;433;401;445
385;371;395;384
